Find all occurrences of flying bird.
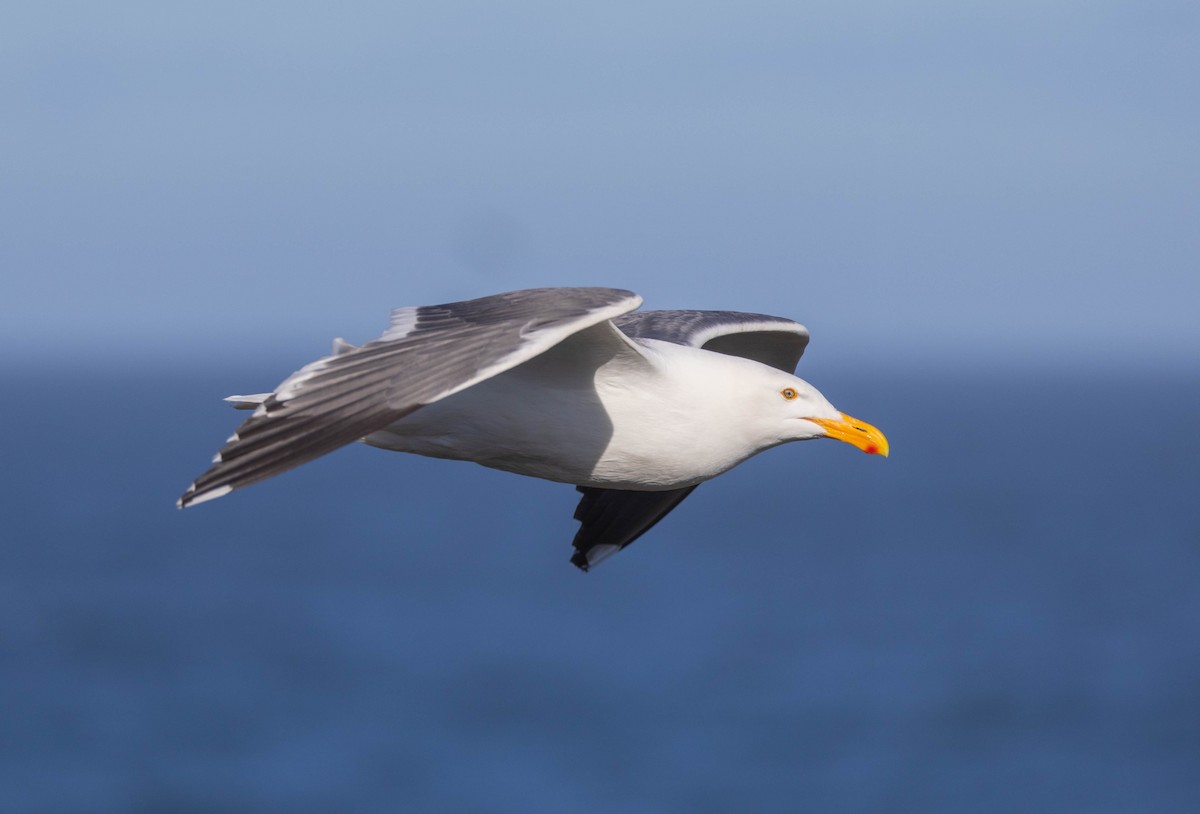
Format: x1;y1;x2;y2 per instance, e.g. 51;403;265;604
179;287;888;570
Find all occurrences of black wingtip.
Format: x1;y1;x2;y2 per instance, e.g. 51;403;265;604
569;485;699;573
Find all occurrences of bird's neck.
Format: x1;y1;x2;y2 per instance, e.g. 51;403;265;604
587;345;777;489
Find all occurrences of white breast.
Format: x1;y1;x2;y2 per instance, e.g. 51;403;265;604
364;338;772;489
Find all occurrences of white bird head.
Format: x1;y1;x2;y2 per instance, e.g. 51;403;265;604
730;362;889;457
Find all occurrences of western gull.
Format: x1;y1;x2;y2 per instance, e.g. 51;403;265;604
179;287;888;570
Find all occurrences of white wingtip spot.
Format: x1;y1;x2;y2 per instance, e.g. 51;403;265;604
225;393;272;410
586;544;622;568
184;484;233;508
211;453;222;463
381;306;419;341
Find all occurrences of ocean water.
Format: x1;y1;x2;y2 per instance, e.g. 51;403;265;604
2;364;1198;813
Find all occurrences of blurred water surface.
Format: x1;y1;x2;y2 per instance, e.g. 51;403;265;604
2;364;1198;812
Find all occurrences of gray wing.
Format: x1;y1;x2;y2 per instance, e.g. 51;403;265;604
614;310;809;372
179;287;642;508
570;485;699;571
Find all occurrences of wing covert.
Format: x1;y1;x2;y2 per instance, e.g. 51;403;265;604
613;310;809;372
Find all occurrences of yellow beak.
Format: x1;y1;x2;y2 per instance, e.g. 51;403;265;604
807;413;889;457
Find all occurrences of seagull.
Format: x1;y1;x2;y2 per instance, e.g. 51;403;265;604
179;287;888;570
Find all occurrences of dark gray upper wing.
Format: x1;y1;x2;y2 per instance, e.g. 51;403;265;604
613;310;809;373
570;485;699;571
180;287;642;508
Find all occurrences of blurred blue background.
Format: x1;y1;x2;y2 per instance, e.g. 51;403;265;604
2;2;1198;811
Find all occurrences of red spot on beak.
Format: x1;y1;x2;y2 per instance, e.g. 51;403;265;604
864;444;879;455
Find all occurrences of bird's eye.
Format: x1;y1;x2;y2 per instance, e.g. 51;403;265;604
781;388;798;400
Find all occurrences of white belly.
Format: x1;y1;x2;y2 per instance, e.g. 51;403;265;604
362;342;762;489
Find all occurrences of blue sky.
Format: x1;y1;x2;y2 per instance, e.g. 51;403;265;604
3;1;1197;367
